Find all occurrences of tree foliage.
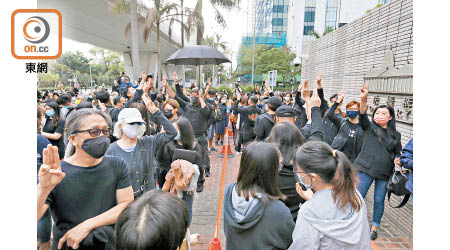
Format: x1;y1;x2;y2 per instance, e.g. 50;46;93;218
237;45;298;83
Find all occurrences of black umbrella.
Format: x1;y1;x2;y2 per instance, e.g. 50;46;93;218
164;45;231;65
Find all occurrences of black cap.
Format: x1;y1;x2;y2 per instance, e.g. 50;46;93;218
266;96;282;110
275;105;296;117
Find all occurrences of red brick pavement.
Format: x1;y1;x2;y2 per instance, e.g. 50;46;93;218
188;141;413;250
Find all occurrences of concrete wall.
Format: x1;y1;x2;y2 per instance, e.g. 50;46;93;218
301;0;413;240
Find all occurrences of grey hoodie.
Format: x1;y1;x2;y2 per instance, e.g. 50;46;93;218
224;183;295;250
288;189;372;250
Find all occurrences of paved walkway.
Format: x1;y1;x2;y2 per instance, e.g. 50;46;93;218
188;141;413;250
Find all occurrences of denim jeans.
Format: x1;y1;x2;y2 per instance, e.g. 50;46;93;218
357;171;388;228
37;209;52;243
182;192;193;227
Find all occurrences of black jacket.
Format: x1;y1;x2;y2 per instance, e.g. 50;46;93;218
278;164;305;222
298;106;325;142
294;91;308;128
353;113;402;180
174;95;210;137
254;112;275;141
232;101;262;143
327;103;363;162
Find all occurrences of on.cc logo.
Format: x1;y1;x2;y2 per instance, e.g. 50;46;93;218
23;16;50;44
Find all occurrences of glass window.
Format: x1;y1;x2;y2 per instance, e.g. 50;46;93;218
304;7;315;22
303;26;314;35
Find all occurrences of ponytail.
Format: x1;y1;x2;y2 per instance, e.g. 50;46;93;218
295;141;362;212
332;150;361;212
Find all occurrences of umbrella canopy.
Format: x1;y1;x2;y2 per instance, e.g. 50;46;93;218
164;45;231;66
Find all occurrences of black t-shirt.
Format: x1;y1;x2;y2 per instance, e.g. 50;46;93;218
343;121;360;160
43;118;65;159
45;156;131;250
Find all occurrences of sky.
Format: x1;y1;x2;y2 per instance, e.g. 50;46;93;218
62;0;251;68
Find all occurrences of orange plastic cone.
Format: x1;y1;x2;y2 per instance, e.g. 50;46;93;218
218;143;234;158
208;237;221;250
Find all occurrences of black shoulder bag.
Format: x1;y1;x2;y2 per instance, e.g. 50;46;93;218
386;168;411;208
134;139;150;198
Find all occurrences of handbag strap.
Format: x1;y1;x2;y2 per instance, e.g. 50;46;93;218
135;139;149;197
387;192;410;208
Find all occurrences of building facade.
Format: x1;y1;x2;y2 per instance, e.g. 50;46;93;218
300;0;413;239
287;0;380;57
255;0;289;37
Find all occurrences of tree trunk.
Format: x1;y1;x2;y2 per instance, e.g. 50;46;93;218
181;0;184;48
130;0;140;81
157;22;161;91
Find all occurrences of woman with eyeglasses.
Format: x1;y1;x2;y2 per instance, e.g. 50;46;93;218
37;108;135;250
41;101;66;160
106;94;177;198
326;90;363;163
288;141;371;250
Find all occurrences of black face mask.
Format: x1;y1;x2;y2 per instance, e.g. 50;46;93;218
81;136;110;159
191;97;199;105
164;109;173;119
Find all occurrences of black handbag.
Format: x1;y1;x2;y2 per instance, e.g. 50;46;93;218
386;169;411;208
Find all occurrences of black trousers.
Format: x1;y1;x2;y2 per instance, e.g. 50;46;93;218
195;134;210;185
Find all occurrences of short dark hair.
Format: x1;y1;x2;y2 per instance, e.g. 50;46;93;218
236;142;284;202
115;190;189;250
96;90;110;104
113;95;122;106
57;94;71;106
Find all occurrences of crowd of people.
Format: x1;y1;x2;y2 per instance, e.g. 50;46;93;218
36;71;413;250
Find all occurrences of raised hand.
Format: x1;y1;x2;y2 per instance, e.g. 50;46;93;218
361;82;369;99
337;90;345;104
207;77;212;86
98;101;107;112
316;72;322;89
302;80;310;99
38;145;65;190
141;72;147;82
173;71;179;84
142;94;159;114
297;81;304;92
162;75;169;88
311;88;321;107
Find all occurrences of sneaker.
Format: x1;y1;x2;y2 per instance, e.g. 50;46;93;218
370;229;378;241
210;147;218;152
205;168;211;177
208;150;212;155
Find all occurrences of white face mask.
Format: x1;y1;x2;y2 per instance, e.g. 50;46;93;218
122;124;141;138
284;96;291;102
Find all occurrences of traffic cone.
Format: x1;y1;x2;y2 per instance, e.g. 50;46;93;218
208;237;221;250
218;140;234;158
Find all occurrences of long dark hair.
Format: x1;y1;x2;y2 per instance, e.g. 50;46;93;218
176;117;194;150
372;105;399;142
268;122;303;166
46;101;60;127
236;142;285;203
294;141;361;211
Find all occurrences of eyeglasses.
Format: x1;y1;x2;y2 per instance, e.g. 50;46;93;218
73;128;111;137
128;122;144;125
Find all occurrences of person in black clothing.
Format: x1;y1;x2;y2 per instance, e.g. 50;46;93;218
155;117;202;222
37;109;134;250
254;96;282;141
41;101;66;159
354;83;402;240
268;122;306;221
214;95;229;145
327;90;363;163
112;79;120;93
164;73;210;190
232;92;262;146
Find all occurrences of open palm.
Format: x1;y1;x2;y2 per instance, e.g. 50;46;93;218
38;145;65;189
